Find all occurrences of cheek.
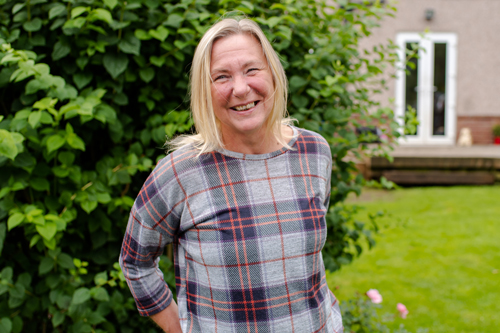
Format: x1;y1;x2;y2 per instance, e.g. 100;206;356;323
211;85;230;106
253;76;274;96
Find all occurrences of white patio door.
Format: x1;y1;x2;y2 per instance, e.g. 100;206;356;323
395;33;458;144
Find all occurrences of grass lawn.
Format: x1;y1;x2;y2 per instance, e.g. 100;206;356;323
326;186;500;333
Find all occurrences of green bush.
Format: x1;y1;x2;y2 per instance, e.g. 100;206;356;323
0;0;403;331
341;293;426;333
492;124;500;137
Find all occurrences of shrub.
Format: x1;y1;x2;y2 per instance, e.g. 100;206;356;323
0;0;403;331
492;124;500;137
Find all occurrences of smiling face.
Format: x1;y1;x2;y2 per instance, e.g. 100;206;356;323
210;33;275;148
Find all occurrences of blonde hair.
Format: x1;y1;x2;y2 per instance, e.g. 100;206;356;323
168;17;294;154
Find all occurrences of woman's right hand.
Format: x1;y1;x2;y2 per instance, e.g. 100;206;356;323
150;301;183;333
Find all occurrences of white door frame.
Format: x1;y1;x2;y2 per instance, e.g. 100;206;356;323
395;32;458;145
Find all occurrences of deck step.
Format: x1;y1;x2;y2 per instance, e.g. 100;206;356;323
371;169;496;185
368;145;500;185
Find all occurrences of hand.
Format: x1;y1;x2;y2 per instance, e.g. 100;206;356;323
150;301;182;333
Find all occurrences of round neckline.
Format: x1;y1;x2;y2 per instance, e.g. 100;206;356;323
215;126;299;160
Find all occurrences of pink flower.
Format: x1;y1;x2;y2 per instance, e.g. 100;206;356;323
366;289;383;304
397;303;409;318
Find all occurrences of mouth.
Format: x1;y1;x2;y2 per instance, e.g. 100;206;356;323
230;101;259;111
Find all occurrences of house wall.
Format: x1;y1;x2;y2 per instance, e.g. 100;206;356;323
360;0;500;144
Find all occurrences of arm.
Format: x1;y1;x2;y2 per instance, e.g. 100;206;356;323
119;157;182;319
150;301;182;333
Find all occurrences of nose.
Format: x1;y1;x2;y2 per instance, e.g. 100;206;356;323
232;74;250;98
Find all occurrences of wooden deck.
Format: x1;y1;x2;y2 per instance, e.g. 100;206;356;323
370;145;500;185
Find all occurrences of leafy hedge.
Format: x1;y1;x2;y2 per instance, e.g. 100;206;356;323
0;0;401;331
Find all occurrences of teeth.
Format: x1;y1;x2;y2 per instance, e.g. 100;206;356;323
234;102;255;111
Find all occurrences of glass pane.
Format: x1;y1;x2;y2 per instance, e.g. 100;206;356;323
405;42;419;135
433;43;447;136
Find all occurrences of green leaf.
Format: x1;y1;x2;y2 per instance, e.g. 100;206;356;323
306;88;320;99
66;122;74;134
150;56;165;67
118;32;141;55
39;257;54;275
103;53;129;79
71;7;88;18
134;29;151;40
72;288;91;305
96;192;111;204
173;40;189;50
0;187;9;199
87;311;105;325
52;166;69;178
73;72;93;89
29;34;46;46
149;26;169;41
58;151;75;165
25;79;48;95
8;296;24;309
29;234;41;248
1;267;12;283
164;13;184;28
8;282;25;299
29;177;50;191
11;316;22;333
0;317;12;333
94;271;108;285
66;133;85;151
81;200;97;214
76;57;89;70
7;213;24;231
91;287;109;302
12;3;25;14
0;130;18;160
91;8;112;24
49;4;66;19
139;67;155;83
52;41;71;61
23;18;43;32
57;253;74;269
267;16;281;28
43;237;56;250
289;75;308;91
36;222;57;241
104;0;118;10
72;321;92;333
46;135;66;154
0;223;5;256
34;97;58;110
52;312;64;328
63;17;86;29
56;294;71;309
95;105;117;123
292;95;309;109
0;284;8;297
28;111;42;129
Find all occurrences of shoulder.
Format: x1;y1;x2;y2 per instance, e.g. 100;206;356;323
293;127;332;158
149;145;204;185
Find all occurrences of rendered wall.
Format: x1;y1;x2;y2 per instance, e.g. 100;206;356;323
360;0;500;143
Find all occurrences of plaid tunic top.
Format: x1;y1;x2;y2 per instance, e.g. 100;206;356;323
119;127;343;332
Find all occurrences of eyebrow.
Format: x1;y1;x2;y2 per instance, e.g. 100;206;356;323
210;60;265;76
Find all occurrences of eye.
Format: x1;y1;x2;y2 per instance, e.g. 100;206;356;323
213;74;228;82
247;68;259;74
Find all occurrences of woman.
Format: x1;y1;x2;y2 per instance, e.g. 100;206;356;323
119;18;343;333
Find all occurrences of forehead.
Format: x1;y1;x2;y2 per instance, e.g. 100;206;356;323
210;33;267;69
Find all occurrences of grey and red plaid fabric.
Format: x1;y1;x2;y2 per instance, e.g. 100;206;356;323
119;127;344;332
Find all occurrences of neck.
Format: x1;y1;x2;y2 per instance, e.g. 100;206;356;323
221;125;294;155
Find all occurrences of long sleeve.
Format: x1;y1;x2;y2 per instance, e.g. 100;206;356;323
119;155;182;316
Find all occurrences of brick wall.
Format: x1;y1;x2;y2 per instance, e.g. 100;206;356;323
456;116;500;144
